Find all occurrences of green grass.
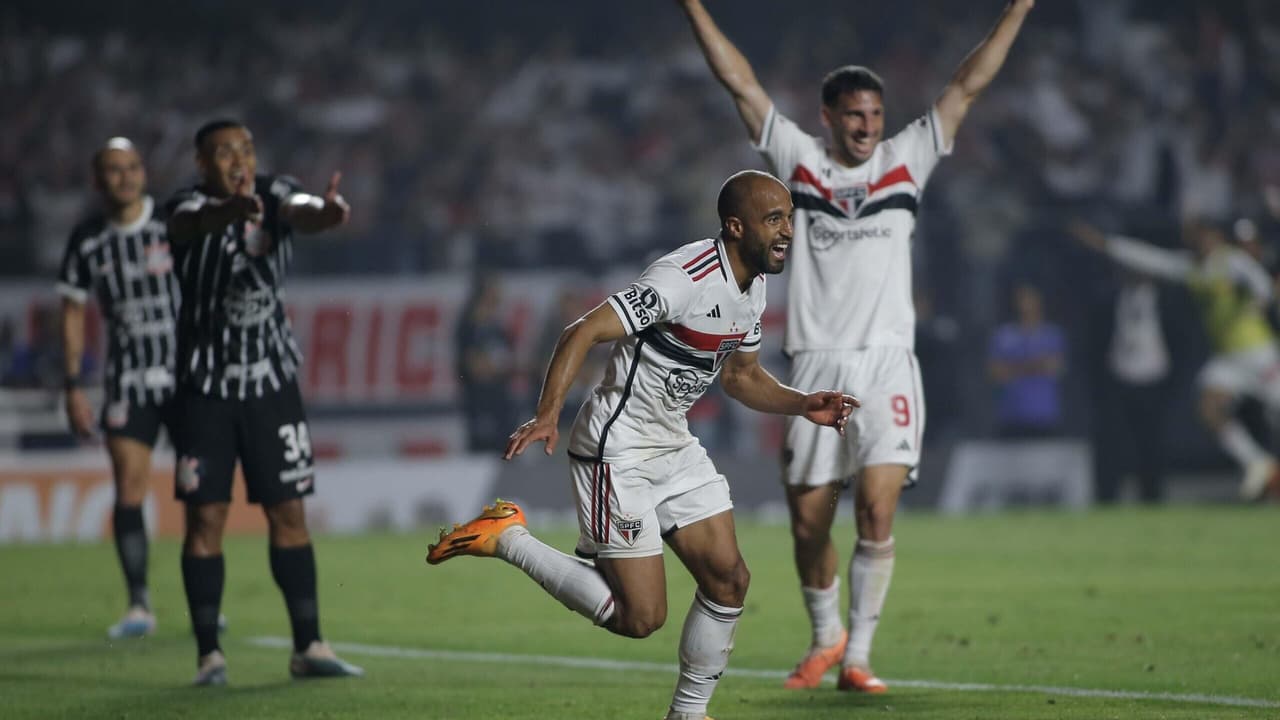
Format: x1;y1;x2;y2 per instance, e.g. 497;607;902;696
2;506;1278;719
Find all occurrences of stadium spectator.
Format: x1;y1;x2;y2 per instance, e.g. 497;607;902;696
987;281;1067;438
1089;271;1174;504
455;274;518;452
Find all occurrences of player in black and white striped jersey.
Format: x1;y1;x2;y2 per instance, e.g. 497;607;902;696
165;119;361;685
57;137;178;640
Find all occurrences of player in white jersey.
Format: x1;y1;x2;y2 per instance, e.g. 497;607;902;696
680;0;1034;692
427;171;857;720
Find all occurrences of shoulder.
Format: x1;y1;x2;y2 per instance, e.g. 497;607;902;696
263;174;303;200
164;184;206;214
69;212;107;244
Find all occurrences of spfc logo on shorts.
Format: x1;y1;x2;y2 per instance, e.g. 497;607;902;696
613;514;643;546
177;456;203;494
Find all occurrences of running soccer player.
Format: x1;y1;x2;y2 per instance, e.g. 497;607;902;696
427;171;858;720
58;137;177;639
678;0;1034;692
166;119;362;685
1072;219;1280;501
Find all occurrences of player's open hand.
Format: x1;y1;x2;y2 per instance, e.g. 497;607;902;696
64;387;96;441
504;415;560;460
321;171;351;226
1067;219;1107;252
227;173;264;223
802;391;859;436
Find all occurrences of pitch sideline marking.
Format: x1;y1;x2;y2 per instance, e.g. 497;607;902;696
249;636;1279;709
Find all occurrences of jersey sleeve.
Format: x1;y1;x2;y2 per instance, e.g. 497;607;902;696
607;259;698;335
884;108;953;189
753;106;814;182
1226;250;1274;304
267;174;304;202
737;319;764;353
1105;236;1195;282
55;226;91;304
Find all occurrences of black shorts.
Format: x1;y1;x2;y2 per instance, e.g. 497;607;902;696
173;381;316;506
100;396;177;448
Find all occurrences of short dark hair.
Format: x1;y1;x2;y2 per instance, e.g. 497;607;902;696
821;65;885;107
194;119;246;151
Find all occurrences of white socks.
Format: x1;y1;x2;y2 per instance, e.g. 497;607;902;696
1219;420;1270;469
844;537;895;669
496;526;616;625
801;576;845;648
668;590;742;717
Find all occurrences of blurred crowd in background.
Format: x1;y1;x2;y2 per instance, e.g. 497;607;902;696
4;0;1280;492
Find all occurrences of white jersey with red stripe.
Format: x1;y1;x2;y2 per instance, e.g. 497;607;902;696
755;105;951;353
568;238;766;466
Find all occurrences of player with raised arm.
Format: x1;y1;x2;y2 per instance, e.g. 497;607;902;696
427;171;857;720
1072;219;1280;501
166;119;362;685
58;138;178;639
678;0;1034;692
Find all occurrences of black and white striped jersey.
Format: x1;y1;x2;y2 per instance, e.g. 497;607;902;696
56;196;180;406
166;174;303;399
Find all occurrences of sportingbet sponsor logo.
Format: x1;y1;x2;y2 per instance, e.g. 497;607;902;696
810;223;892;250
621;285;660;328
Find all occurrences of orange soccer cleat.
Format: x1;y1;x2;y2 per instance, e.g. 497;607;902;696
783;631;848;689
425;500;527;565
837;665;888;694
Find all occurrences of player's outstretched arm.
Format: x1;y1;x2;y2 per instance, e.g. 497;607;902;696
677;0;773;144
60;298;95;440
283;171;351;234
1068;219;1194;283
720;350;857;434
934;0;1034;147
504;302;629;460
168;175;263;244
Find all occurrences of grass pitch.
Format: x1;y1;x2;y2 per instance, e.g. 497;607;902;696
1;505;1277;719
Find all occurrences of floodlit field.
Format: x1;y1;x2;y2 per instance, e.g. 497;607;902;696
2;506;1277;719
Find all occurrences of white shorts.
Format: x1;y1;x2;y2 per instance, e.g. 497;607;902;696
1198;344;1280;405
570;442;732;559
783;347;924;487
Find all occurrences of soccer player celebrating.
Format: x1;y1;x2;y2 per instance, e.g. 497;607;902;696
1072;219;1280;501
58;138;177;639
166;120;362;685
428;171;857;720
678;0;1034;693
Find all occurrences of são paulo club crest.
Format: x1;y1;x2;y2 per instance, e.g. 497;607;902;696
612;514;644;546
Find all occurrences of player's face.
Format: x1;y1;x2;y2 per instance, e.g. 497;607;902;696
94;148;146;209
821;90;884;167
198;126;257;197
741;184;795;275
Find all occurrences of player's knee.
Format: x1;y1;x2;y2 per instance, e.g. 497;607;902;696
612;604;666;638
264;498;309;544
789;517;831;550
183;503;228;554
704;557;750;607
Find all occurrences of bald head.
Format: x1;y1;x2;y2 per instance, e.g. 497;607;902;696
717;170;789;227
92;137;138;174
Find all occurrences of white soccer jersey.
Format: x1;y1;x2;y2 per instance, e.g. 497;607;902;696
756;106;951;353
568;238;766;466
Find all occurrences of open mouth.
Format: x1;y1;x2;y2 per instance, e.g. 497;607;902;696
770;242;790;261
